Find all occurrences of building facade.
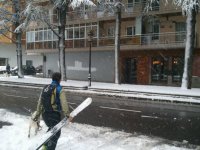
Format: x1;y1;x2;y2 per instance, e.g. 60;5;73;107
0;1;43;70
26;0;200;87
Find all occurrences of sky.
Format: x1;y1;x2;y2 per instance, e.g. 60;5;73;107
0;109;198;150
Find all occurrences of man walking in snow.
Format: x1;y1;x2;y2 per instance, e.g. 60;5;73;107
33;72;72;150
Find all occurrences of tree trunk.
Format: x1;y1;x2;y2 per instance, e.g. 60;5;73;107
16;32;23;78
58;5;67;81
13;0;23;78
181;9;196;89
114;4;121;84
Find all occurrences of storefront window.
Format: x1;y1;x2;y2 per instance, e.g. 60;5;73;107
151;56;168;83
172;57;183;82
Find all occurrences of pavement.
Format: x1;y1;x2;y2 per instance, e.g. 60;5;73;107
0;76;200;104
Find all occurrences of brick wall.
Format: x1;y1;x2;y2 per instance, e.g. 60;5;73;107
193;54;200;76
137;56;149;84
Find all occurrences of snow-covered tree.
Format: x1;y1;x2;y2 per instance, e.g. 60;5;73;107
174;0;199;89
145;0;199;89
0;0;24;78
98;0;124;84
17;0;93;81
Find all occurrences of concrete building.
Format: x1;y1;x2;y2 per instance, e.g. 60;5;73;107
0;1;43;71
25;0;200;86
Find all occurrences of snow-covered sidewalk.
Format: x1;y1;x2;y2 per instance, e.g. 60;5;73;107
0;76;200;97
0;109;198;150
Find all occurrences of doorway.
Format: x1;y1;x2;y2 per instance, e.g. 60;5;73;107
151;56;168;83
124;58;137;84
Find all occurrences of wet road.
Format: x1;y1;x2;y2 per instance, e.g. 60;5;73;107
0;84;200;145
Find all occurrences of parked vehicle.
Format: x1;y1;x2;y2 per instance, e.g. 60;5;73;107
23;65;36;75
35;65;43;73
10;66;18;76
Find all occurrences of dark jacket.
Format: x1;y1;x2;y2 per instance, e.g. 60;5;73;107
35;80;70;119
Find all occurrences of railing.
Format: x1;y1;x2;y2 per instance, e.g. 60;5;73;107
26;32;187;50
49;2;181;23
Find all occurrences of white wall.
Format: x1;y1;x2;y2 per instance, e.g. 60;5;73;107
45;51;114;82
0;43;43;68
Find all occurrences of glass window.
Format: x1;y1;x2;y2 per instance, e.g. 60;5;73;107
47;30;52;40
175;22;186;42
53;30;58;40
128;0;133;7
152;20;159;40
152;0;159;11
126;26;135;36
151;56;168;82
35;31;39;41
172;57;183;82
66;28;73;39
108;26;114;37
44;30;48;41
80;27;85;38
74;28;80;39
38;31;43;41
27;32;34;42
92;26;97;38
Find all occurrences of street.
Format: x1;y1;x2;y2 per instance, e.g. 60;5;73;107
0;84;200;146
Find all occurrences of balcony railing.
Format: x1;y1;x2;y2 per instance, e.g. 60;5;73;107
26;32;187;50
49;2;181;23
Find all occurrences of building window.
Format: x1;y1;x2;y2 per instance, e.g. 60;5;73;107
175;22;186;42
128;0;133;7
66;28;73;39
126;26;135;36
35;30;44;42
0;58;7;66
152;20;160;40
53;30;58;41
108;26;115;37
74;28;80;39
152;0;159;11
26;31;35;42
47;30;53;40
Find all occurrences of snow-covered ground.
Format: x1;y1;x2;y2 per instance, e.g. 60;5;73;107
0;109;198;150
0;76;200;104
0;76;200;96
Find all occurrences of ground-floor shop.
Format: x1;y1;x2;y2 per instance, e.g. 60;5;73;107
42;48;200;87
120;49;200;87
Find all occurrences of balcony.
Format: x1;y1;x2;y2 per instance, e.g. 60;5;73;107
49;2;182;24
26;32;189;52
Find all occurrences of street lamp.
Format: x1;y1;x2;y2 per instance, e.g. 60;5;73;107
88;30;94;87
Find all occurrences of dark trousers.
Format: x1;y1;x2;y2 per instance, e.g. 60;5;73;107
42;111;61;150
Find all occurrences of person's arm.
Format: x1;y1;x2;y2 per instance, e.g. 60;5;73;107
33;91;43;121
59;89;70;117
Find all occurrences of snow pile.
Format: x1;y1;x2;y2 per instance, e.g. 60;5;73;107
0;109;196;150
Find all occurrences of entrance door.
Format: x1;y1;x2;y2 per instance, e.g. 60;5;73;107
151;56;168;83
125;58;137;84
172;57;184;83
